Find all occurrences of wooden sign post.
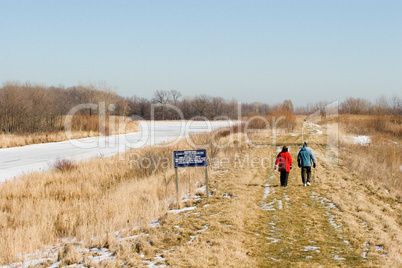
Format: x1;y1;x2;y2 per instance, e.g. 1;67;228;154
173;149;209;204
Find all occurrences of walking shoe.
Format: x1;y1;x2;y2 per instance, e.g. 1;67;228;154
303;183;306;187
307;182;311;186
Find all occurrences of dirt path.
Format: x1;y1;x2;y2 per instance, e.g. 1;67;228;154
251;147;367;267
160;141;400;267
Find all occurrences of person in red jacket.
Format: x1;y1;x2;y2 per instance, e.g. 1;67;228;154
275;146;293;187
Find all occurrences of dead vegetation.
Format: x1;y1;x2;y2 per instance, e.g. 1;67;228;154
0;126;248;264
0;115;400;267
338;114;402;201
0;116;139;148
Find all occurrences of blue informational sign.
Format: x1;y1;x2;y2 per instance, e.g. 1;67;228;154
173;149;207;168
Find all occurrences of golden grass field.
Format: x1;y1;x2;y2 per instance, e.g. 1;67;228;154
0;115;400;267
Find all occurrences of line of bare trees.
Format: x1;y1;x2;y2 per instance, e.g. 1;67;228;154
1;81;399;134
129;90;294;121
0;83;294;133
295;96;401;117
0;82;120;133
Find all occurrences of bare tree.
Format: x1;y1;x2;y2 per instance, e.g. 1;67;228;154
152;90;172;120
193;95;212;118
170;90;182;106
283;99;294;112
374;95;389;115
390;94;401;116
340;97;371;114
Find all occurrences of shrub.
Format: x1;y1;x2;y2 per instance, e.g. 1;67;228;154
51;159;76;172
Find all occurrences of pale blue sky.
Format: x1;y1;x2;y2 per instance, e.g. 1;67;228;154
1;0;401;106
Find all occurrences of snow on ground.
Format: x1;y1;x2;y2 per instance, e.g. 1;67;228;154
0;121;236;182
3;183;209;267
168;206;197;215
352;136;371;146
304;122;323;135
343;135;371;146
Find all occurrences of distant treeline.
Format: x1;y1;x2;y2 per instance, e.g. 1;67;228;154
295;96;401;117
0;82;294;133
0;82;120;133
0;82;400;133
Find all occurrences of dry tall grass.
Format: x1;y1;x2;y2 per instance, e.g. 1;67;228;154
0;116;139;148
243;109;297;132
339;114;402;201
340;114;402;139
0;129;247;264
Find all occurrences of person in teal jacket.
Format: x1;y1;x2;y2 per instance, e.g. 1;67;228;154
297;142;316;186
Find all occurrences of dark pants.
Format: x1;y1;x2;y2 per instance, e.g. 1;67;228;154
301;167;312;184
280;171;289;186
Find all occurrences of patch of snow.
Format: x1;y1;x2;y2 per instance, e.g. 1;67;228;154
168;206;196;214
90;251;115;264
210;212;221;217
353;135;371;146
270;257;281;261
328;202;338;209
327;212;342;230
150;221;160;228
278;200;283;210
308;123;322;129
362;241;370;259
266;237;280;244
333;255;346;261
262;184;270;200
301;246;320;253
187;235;198;244
375;245;384;251
143;254;166;267
197;225;209;233
260;200;276;211
196;185;207;192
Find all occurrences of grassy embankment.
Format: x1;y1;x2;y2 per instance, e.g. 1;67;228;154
0;115;400;267
0;116;139;148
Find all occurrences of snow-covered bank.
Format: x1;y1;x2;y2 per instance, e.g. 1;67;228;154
0;121;235;182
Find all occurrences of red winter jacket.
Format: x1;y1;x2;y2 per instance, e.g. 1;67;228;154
275;151;293;172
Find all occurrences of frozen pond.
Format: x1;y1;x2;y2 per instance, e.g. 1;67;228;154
0;121;235;182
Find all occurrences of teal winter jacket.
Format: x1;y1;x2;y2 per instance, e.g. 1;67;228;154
297;146;315;167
